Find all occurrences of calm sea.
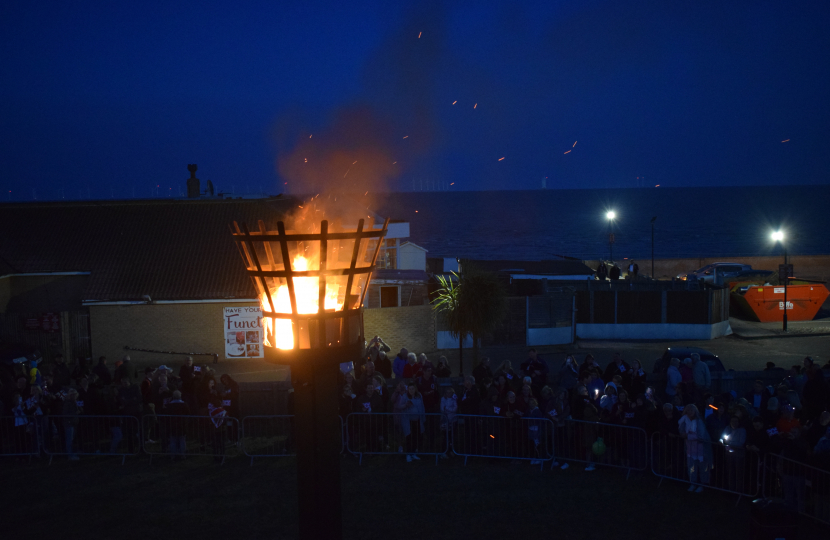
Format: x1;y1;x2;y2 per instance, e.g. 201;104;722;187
375;185;830;262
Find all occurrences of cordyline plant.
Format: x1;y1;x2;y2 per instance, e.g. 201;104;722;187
432;266;507;376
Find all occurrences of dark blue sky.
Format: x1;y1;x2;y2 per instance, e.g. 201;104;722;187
1;0;828;201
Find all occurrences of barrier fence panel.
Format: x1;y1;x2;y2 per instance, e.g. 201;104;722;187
650;432;761;499
553;419;648;473
42;415;140;464
142;415;240;464
762;453;830;525
451;414;554;469
346;413;449;465
241;415;295;464
0;415;40;457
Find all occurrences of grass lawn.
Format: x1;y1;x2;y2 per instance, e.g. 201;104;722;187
1;453;825;539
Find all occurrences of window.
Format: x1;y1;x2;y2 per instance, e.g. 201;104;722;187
380;286;399;308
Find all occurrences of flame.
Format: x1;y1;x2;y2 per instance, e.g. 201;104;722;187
260;255;343;349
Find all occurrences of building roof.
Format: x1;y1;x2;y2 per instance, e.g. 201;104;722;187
0;197;306;302
427;258;594;276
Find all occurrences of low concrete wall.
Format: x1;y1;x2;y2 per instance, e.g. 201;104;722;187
527;326;573;346
585;255;830;282
575;320;732;340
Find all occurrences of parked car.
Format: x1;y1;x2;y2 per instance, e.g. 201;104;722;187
677;262;771;285
652;346;726;374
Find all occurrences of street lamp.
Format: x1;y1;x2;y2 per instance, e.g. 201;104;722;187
771;230;788;332
606;211;616;262
232;216;389;540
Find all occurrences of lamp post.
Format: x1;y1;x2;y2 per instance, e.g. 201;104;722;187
650;216;657;279
606;210;616;262
232;216;389;540
771;230;788;332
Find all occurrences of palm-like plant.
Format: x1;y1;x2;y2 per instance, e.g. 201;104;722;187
432;266;507;376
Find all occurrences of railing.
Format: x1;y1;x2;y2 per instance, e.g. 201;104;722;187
41;415;141;465
762;453;830;525
451;414;554;469
241;415;295;464
552;418;648;473
346;412;449;465
650;432;762;500
0;415;40;457
142;415;240;464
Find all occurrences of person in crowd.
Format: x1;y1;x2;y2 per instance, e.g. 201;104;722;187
401;383;426;462
721;415;747;492
602;352;631;386
219;374;240;420
92;356;112;386
114;355;138;385
690;354;711;397
526;398;545;465
521;349;549;391
140;367;156;410
179;357;197;407
353;381;383;414
372;374;389;412
493;374;511;401
764;361;786;372
705;402;728;441
52;354;71;391
678;404;712;493
679;358;694;383
364;335;391;372
629;359;647;398
197;376;220;415
744;380;772;413
546;387;571;470
802;367;830;423
339;384;355;419
62;387;80;460
434;356;452;378
609;264;621;280
558;355;579;392
472;357;493;386
665;358;682;401
804;411;830;450
746;416;771;456
764;397;781;428
579;354;600;378
458;376;480;416
777;405;800;435
416;367;439;412
402;353;420;379
392;348;409;379
154;372;174;413
609;389;633;426
343;371;356;393
599;383;618;413
586;370;605;402
596;262;607;281
76;376;98;416
71;357;91;385
775;384;792;410
440;387;458;444
165;390;190;460
575;385;600;471
494;360;519;390
375;350;392;379
418;353;434;373
516;384;535;415
357;361;377;391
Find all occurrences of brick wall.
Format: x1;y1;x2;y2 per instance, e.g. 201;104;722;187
365;283;429;308
90;301;258;364
363;304;436;353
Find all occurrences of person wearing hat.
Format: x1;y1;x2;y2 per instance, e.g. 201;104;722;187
113;355;138;385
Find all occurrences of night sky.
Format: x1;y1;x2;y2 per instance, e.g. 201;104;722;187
2;0;828;202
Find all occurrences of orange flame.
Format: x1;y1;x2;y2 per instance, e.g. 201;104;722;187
260;255;343;349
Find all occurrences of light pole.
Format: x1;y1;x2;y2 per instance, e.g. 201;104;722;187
606;210;616;262
650;216;657;278
772;231;788;332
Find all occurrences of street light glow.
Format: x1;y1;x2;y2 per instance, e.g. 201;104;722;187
771;231;784;242
606;211;616;220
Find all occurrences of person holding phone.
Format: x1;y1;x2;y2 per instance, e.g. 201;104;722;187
401;383;425;462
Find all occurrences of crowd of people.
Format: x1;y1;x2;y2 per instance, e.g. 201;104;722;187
0;353;241;460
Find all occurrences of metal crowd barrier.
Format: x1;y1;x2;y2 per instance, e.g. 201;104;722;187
650;432;762;501
241;415;295;464
142;414;240;464
552;419;648;474
41;415;140;465
0;415;40;458
451;414;555;469
346;412;449;465
762;453;830;525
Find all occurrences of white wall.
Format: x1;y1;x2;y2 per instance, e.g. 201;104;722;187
398;243;427;271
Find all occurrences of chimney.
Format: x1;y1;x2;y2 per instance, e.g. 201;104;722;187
186;164;200;198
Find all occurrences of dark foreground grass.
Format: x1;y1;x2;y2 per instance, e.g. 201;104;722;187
1;454;825;540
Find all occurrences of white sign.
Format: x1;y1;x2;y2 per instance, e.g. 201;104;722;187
773;287;785;294
223;306;264;359
778;302;793;310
